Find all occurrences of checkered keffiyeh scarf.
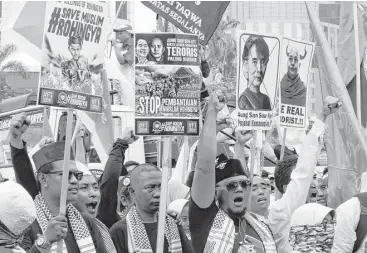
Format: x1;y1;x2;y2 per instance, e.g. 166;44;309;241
204;210;277;253
34;194;96;253
204;209;235;253
126;206;182;253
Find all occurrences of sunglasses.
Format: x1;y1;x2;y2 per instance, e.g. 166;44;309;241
45;170;84;181
225;180;251;191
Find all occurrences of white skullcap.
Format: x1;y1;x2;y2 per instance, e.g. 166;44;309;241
290;203;334;227
75;161;92;176
0;181;36;235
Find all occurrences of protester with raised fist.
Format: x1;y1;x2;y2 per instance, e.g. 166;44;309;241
190;93;277;253
8;113;108;253
269;96;342;252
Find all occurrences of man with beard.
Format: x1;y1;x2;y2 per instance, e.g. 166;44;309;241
280;46;308;107
190;94;277;253
149;37;165;64
270;96;342;252
9;113;108;253
110;164;194;253
238;35;272;110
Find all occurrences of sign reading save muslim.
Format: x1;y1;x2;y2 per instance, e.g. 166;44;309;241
141;1;230;45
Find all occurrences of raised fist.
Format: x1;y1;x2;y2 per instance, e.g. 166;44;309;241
9;112;31;141
319;96;342;122
120;127;139;145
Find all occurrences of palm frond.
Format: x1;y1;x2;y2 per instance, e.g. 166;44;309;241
0;44;17;64
0;60;30;79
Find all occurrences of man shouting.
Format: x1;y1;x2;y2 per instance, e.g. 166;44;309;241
280;45;308;107
190;93;277;253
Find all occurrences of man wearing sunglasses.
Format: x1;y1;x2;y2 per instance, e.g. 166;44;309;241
190;94;277;253
8;113;108;253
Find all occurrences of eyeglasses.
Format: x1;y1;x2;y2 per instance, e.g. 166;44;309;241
44;171;84;181
226;180;251;191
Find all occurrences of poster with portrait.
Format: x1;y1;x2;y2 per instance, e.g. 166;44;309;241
278;37;315;129
135;33;201;136
37;1;108;112
135;33;200;66
236;32;280;130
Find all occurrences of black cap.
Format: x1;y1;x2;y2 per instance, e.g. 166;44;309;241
215;157;247;184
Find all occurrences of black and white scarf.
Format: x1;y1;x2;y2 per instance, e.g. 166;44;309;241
34;194;96;253
126;206;182;253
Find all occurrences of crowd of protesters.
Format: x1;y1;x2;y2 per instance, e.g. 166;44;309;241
4;41;367;253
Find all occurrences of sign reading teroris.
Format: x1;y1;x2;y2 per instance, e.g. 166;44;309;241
141;1;229;45
37;1;108;112
134;32;201;136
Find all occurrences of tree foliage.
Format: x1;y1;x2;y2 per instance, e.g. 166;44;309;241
0;44;30;102
206;17;240;81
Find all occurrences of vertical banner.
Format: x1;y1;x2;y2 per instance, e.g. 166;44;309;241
37;1;108;113
134;33;201;136
236;32;280;130
279;38;315;129
141;1;230;45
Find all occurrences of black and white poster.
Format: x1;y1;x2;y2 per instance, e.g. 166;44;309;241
236;32;280;130
279;37;315;129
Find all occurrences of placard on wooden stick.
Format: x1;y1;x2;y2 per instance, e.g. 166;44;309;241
36;1;108;252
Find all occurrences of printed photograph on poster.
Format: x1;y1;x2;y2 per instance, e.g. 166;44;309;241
38;1;107;112
236;32;280;130
279;37;315;128
135;66;201;118
135;33;199;66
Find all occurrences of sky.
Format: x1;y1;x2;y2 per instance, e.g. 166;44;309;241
134;1;156;33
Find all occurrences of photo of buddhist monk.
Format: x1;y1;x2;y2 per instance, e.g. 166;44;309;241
280;45;308;107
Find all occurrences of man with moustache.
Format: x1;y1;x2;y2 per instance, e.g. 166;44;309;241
238;35;272;110
110;163;194;253
190;94;277;253
9;113;107;253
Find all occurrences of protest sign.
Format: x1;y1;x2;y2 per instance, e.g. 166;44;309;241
236;32;280;130
141;1;229;45
37;1;107;113
279;37;315;129
135;32;201;136
135;33;200;66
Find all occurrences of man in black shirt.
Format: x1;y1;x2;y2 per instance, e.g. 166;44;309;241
190;94;277;253
110;164;194;253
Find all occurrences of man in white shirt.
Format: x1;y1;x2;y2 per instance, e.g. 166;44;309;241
331;192;367;253
268;96;342;253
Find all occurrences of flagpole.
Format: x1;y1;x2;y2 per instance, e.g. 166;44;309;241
305;1;367;158
353;2;362;124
